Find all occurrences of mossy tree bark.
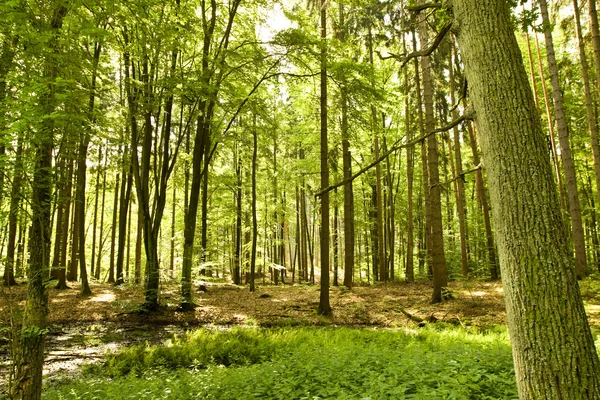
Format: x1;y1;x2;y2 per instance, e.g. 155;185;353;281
453;0;600;397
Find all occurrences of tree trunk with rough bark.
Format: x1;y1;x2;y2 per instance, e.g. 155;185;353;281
453;0;600;396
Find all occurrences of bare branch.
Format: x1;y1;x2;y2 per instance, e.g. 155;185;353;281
433;163;482;188
405;2;444;13
398;22;452;68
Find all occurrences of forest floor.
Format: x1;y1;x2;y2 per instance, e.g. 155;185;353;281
2;276;600;391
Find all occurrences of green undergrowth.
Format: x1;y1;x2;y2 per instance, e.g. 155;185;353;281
44;325;518;399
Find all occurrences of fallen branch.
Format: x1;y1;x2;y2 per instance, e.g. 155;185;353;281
397;307;438;326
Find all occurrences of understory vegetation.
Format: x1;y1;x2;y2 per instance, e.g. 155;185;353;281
44;326;517;400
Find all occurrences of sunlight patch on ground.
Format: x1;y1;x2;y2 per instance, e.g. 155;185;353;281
459;290;487;297
585;303;600;313
89;292;116;302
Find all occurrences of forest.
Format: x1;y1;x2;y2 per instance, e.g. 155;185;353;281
2;0;600;398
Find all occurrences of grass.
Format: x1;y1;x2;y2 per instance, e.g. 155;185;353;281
43;325;518;399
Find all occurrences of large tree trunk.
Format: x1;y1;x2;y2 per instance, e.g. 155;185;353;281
453;0;600;397
418;3;447;302
538;0;588;279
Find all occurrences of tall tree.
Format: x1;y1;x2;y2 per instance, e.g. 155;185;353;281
538;0;588;279
417;2;447;302
15;3;68;398
318;0;332;316
181;0;242;308
573;0;600;210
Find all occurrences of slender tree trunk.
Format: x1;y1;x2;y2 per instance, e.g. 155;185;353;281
405;64;415;282
3;135;23;286
453;0;600;396
525;29;540;110
108;170;119;284
574;0;600;210
341;89;354;287
91;145;102;279
412;28;429;278
170;182;176;275
115;145;132;285
467;123;498;279
234;148;242;285
588;0;600;99
135;206;142;284
68;155;80;282
539;0;588;279
333;193;339;286
449;42;469;278
74;41;101;296
16;220;25;278
96;156;107;281
534;32;565;210
418;4;447;302
250;121;258;292
339;4;354;288
318;0;331;315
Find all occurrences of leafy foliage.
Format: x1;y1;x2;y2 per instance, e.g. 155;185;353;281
44;326;517;399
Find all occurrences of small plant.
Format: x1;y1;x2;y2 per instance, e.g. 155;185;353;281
44;326;518;399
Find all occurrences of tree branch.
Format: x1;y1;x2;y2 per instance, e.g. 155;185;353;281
315;108;474;198
405;2;444;13
379;23;452;69
432;163;482;188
